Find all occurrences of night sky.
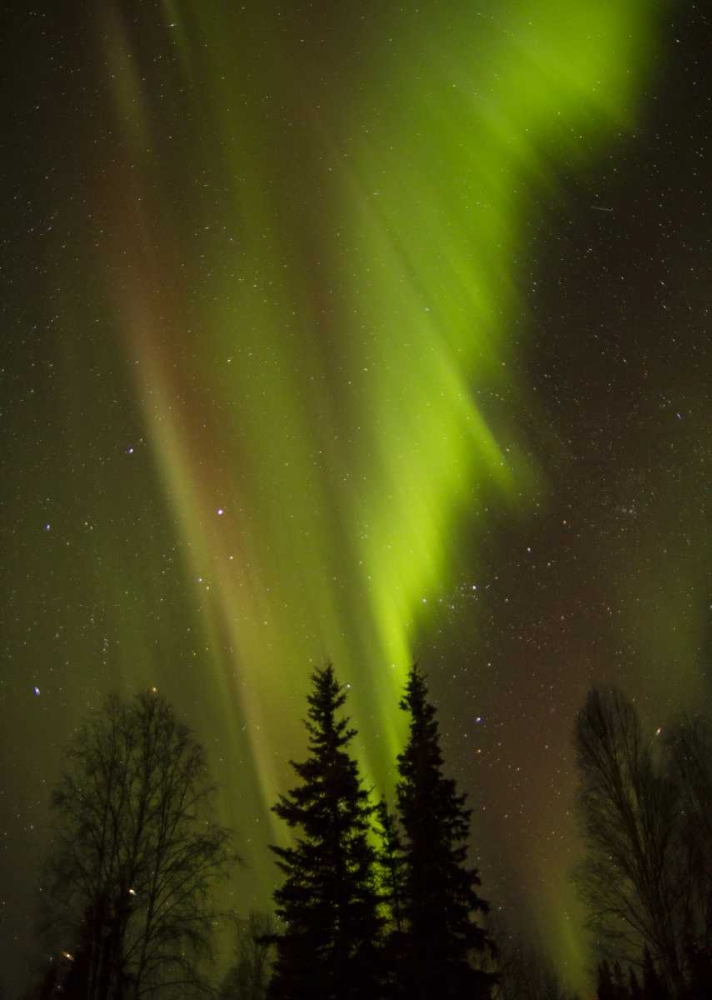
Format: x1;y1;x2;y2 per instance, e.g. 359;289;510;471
2;1;711;994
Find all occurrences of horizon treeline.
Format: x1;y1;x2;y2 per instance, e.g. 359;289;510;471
20;669;712;1000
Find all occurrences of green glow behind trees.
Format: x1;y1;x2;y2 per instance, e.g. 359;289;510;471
32;0;660;985
268;665;382;1000
395;666;496;999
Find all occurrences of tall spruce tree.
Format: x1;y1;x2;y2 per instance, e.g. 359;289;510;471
374;799;406;1000
374;800;405;935
268;665;382;1000
395;665;496;999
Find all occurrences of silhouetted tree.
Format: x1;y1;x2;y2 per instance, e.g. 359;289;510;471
681;936;712;1000
663;716;712;950
374;799;405;937
268;664;382;1000
612;961;630;1000
642;946;668;1000
42;690;235;999
373;799;407;999
395;665;496;1000
22;949;82;1000
573;686;684;995
221;911;275;1000
596;960;616;1000
628;966;643;1000
34;960;62;1000
56;899;100;996
488;918;578;1000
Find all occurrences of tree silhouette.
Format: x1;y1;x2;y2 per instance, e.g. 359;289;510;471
628;966;643;1000
268;664;382;1000
642;946;668;1000
42;690;235;999
683;937;712;1000
573;686;684;995
221;911;275;1000
374;799;405;938
596;959;616;1000
612;961;630;1000
663;716;712;953
487;915;579;1000
395;665;496;1000
374;799;406;999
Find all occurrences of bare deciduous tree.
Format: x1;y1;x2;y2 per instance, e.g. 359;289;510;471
573;686;684;996
43;690;236;999
220;910;275;1000
664;715;712;954
486;912;578;1000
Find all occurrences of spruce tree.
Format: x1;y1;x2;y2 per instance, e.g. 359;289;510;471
374;799;406;999
268;664;382;1000
374;799;405;937
394;665;496;999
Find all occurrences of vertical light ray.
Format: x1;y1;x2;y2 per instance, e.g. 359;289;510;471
95;0;655;878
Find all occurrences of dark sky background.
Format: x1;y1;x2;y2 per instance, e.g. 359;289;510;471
2;1;711;995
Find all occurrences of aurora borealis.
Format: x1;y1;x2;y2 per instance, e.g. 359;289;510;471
2;0;712;994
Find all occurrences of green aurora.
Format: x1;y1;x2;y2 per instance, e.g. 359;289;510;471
89;0;657;984
98;0;653;757
6;0;691;992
